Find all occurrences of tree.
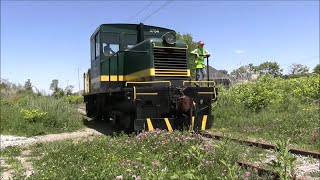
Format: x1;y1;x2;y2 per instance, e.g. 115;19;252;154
176;32;198;80
65;85;74;96
256;61;282;76
313;64;320;74
289;63;309;75
247;63;257;73
218;70;228;75
231;66;246;77
0;79;9;89
24;79;33;91
230;63;257;78
50;79;64;98
50;79;59;93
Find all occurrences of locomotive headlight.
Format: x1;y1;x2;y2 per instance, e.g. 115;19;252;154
162;32;176;45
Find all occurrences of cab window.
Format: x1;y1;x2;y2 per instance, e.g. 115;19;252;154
101;32;120;57
95;33;100;58
90;38;95;61
121;33;137;50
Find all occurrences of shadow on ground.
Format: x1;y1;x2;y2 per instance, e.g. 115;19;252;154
82;118;135;137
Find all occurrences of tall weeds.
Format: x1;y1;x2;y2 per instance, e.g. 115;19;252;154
212;74;320;150
1;93;84;136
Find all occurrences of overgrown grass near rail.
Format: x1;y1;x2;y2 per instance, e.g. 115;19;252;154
212;74;320;151
4;131;276;180
0;85;84;136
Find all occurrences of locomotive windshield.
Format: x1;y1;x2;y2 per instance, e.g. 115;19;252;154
101;32;120;57
121;33;137;50
100;32;139;56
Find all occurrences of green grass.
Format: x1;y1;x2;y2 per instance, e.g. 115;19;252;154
21;131;276;180
0;146;25;179
308;171;320;178
1;146;22;157
0;92;85;136
212;99;319;151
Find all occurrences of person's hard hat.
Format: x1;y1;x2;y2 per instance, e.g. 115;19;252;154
198;41;205;45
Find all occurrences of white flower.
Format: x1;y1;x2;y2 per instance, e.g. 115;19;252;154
116;175;123;180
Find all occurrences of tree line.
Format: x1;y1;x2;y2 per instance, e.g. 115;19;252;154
176;32;320;79
0;78;76;98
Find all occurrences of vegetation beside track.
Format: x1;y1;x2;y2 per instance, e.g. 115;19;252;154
0;80;85;136
2;130;280;180
212;74;320;151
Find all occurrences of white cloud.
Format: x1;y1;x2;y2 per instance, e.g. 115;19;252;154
234;50;245;54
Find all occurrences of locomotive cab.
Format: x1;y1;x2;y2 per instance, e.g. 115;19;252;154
84;23;217;133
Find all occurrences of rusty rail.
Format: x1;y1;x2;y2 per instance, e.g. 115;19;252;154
237;161;280;179
200;132;320;159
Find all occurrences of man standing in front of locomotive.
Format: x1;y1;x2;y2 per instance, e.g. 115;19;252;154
191;41;211;81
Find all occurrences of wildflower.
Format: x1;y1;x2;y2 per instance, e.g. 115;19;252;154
132;175;141;180
152;160;160;167
162;166;168;172
116;175;123;180
204;142;211;150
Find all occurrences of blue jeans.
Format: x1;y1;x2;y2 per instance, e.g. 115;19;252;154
196;68;206;81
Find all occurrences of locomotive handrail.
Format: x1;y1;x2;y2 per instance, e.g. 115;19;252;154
195;88;218;102
125;81;171;87
182;81;216;86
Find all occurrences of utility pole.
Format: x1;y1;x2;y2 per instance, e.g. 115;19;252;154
78;68;80;95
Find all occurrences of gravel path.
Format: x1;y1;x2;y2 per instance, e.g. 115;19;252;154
0;128;105;150
261;152;320;180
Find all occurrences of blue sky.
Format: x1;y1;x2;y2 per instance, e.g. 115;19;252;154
1;0;319;93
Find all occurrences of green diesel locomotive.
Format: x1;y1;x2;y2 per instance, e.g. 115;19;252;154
83;23;218;133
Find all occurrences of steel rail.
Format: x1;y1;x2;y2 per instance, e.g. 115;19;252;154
237;161;280;179
200;132;320;159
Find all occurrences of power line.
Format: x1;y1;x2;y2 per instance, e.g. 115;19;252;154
140;0;174;23
126;1;153;22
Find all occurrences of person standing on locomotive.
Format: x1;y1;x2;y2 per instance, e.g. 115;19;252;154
191;41;211;81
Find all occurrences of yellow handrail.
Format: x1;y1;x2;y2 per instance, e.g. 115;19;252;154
184;81;218;101
125;81;171;87
182;80;216;86
133;86;136;101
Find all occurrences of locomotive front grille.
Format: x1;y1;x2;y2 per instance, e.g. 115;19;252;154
153;47;189;79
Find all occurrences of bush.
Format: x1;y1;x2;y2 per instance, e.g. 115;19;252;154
225;74;319;112
20;108;48;123
212;74;320;150
63;95;83;104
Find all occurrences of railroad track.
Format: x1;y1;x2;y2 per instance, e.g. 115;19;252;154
200;132;320;159
199;131;320;180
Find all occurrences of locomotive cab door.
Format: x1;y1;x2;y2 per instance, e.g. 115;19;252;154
90;32;101;93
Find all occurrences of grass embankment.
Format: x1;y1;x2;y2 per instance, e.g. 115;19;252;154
2;131;278;180
1;87;85;136
212;74;320;151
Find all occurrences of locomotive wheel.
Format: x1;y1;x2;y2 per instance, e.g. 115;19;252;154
85;97;95;118
110;113;120;128
92;99;103;121
123;113;134;134
111;111;134;134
